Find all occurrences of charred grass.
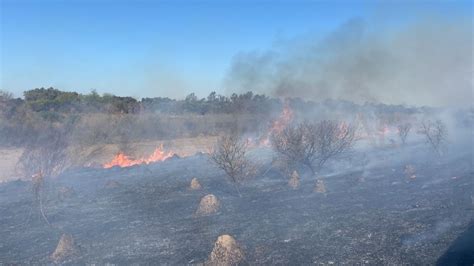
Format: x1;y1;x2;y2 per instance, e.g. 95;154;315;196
0;149;473;264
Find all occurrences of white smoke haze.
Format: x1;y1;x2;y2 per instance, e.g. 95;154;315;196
225;16;473;107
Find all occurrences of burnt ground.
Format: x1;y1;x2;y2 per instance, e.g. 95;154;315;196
0;144;473;265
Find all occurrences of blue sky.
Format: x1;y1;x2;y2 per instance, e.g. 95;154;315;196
1;0;471;99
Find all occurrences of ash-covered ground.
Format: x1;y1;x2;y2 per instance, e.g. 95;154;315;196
1;142;473;265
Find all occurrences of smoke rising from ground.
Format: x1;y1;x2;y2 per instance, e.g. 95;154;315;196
225;17;473;107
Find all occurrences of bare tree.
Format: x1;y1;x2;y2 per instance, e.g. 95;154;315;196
17;124;71;225
418;119;448;156
209;134;254;196
271;120;356;175
397;123;412;145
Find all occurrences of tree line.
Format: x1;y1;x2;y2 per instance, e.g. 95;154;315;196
1;87;423;118
1;87;278;116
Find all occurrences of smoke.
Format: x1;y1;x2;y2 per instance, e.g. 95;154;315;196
225;16;473;107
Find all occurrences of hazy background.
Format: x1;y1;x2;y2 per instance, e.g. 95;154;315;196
1;0;472;106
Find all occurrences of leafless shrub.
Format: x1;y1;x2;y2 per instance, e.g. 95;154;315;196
209;134;254;196
18;126;70;178
271;120;356;175
397;123;412;145
17;123;71;225
418;119;448;156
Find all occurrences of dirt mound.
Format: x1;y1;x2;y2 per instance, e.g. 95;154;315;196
404;165;416;179
105;180;121;188
195;194;220;216
50;233;79;263
207;234;244;266
58;186;75;200
288;170;300;189
189;177;202;190
314;179;327;194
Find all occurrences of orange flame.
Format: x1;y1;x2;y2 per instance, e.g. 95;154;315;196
255;101;294;147
103;145;174;168
270;102;294;135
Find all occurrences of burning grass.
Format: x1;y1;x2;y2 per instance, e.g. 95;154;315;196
103;145;174;168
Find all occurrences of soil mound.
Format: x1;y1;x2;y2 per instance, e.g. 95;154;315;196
288;170;300;189
207;234;244;266
189;177;202;190
404;165;416;179
195;194;220;216
58;186;76;201
50;233;79;263
105;180;121;188
314;179;327;194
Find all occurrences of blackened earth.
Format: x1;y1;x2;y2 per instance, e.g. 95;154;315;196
1;145;473;265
